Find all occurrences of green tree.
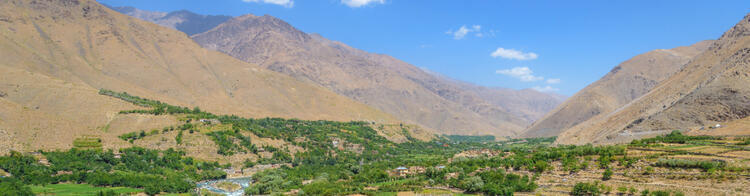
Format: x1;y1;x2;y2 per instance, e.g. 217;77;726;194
533;160;550;173
602;168;613;180
617;186;627;193
571;181;600;196
176;130;184;145
0;178;33;196
144;185;160;196
460;176;484;192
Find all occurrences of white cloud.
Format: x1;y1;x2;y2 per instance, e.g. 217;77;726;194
491;48;538;60
546;78;561;84
242;0;294;8
342;0;385;8
532;86;560;92
496;67;544;82
447;25;481;40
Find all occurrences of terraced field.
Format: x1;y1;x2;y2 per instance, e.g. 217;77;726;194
528;133;750;195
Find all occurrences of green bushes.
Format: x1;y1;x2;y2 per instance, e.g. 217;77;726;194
571;181;600;196
0;148;226;194
446;135;495;143
630;130;716;146
100;89;215;118
448;169;537;196
244;170;292;195
118;130;156;143
175;130;183;145
654;158;725;171
377;178;424;192
602;168;613;180
459;176;484;192
206;130;257;156
0;177;34;196
73;137;103;149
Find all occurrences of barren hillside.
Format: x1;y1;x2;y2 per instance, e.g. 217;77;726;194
557;13;750;144
189;14;564;136
0;0;402;153
523;41;713;138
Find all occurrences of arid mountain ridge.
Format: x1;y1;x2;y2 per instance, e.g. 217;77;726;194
0;0;417;154
106;5;231;36
555;13;750;144
11;0;747;147
524;40;714;138
115;8;566;136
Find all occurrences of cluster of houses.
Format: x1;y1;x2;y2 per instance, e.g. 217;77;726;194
452;149;503;159
390;165;445;177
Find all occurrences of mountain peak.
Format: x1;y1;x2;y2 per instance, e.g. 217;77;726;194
720;13;750;40
200;13;310;44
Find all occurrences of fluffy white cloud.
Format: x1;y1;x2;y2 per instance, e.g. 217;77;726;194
546;78;561;84
342;0;385;8
447;25;481;40
532;86;559;92
496;67;544;82
242;0;294;8
491;48;538;60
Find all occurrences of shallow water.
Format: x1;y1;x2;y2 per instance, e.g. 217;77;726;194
196;177;252;196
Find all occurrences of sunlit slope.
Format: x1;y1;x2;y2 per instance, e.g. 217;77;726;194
524;41;712;138
0;0;404;152
557;13;750;144
191;14;566;136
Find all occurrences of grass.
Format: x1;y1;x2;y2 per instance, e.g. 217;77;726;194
72;137;102;149
31;183;142;196
662;144;701;150
372;178;419;186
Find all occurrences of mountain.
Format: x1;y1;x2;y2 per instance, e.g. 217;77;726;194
556;13;750;144
0;0;405;153
107;5;231;36
187;14;564;136
523;41;713;138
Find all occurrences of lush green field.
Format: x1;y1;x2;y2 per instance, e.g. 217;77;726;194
30;183;141;195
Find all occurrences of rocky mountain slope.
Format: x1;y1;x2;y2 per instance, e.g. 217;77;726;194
188;14;564;136
556;13;750;144
108;5;231;36
0;0;402;153
523;41;713;138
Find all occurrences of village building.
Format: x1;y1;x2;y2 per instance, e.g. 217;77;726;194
395;166;408;177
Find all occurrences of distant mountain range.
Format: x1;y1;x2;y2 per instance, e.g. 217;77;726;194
106;5;231;36
113;7;566;137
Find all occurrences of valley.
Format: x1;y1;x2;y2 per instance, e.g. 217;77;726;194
3;90;749;195
2;0;750;195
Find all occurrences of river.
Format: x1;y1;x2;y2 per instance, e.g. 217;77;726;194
196;177;252;196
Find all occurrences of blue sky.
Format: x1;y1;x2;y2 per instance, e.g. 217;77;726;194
99;0;750;95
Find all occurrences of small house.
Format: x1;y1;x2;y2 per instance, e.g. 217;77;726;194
395;166;408;176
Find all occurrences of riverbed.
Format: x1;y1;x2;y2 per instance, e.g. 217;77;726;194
196;177;252;196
